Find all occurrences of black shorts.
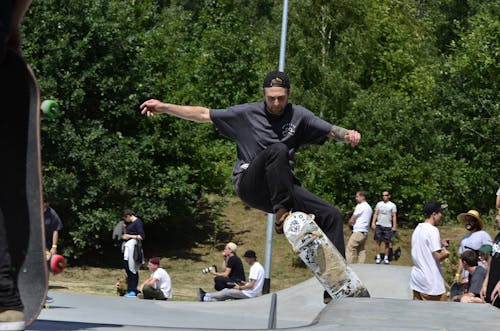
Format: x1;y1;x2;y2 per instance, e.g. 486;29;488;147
374;225;392;243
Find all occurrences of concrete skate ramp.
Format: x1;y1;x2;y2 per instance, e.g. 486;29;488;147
30;264;499;331
315;298;499;330
31;277;325;330
350;264;412;299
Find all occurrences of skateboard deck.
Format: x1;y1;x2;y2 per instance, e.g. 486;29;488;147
1;49;47;326
283;211;370;301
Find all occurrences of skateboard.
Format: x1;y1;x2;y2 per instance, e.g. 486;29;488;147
1;49;48;326
283;211;370;301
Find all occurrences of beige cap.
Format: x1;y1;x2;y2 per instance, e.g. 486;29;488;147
226;242;237;253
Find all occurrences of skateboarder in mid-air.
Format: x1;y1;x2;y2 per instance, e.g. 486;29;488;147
141;71;361;302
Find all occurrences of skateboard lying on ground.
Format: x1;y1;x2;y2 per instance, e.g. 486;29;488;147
1;49;48;327
283;211;370;301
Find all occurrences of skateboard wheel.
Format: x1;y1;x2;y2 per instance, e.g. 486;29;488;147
41;99;60;119
50;254;66;274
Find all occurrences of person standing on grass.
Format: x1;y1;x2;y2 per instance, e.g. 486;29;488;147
43;193;63;304
43;193;62;257
410;200;450;301
371;190;397;265
140;70;361;304
138;257;172;300
346;191;372;264
121;209;145;298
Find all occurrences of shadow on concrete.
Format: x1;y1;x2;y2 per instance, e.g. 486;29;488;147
30;320;121;331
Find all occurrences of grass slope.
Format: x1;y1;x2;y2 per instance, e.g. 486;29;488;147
49;198;497;301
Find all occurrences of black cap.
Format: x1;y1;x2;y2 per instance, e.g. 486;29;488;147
243;250;257;259
423;199;447;216
263;71;290;89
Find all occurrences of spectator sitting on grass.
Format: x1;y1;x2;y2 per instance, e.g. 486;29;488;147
138;257;172;300
452;250;487;303
198;250;264;302
207;242;245;291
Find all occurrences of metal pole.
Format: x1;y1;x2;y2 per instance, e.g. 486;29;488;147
263;0;289;295
263;213;274;294
279;0;289;72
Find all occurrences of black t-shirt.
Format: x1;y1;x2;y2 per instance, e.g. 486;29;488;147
227;255;245;282
486;232;500;302
44;207;63;249
125;218;145;239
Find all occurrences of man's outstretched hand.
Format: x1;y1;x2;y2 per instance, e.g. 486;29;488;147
345;130;361;147
140;99;164;117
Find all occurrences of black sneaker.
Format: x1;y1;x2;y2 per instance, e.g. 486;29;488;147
323;291;332;304
197;288;206;302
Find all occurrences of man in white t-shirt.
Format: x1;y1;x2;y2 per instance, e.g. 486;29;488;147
371;190;397;264
138;257;172;300
346;191;373;264
410;199;450;301
198;250;264;302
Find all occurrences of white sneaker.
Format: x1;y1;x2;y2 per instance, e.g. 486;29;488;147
375;257;381;264
0;310;25;330
384;258;390;265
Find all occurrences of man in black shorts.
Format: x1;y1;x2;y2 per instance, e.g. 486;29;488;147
140;71;361;301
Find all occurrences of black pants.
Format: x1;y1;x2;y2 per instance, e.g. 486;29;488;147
214;276;238;291
0;49;31;311
124;261;139;293
237;143;345;257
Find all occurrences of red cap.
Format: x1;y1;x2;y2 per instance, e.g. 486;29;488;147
149;257;160;265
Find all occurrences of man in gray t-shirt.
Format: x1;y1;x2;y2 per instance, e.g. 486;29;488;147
140;71;361;301
452;250;487;303
371;190;397;264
